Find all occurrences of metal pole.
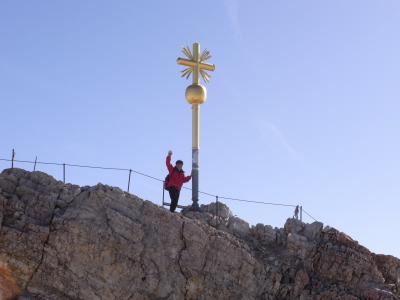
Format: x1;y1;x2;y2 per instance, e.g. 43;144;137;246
192;104;200;210
63;163;66;183
33;156;37;171
127;169;132;192
191;154;199;209
177;42;215;211
191;42;201;211
162;181;165;206
216;196;219;218
11;149;15;169
300;206;303;222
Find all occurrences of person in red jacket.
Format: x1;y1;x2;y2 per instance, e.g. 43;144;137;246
165;150;192;212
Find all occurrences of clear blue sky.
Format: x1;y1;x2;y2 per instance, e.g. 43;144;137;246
1;1;399;257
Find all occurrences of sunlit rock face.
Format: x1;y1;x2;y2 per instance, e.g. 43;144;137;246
0;168;399;300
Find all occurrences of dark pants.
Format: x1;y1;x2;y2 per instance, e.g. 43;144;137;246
168;187;180;212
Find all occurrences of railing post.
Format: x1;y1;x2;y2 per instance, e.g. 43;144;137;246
300;205;303;222
127;169;132;192
63;163;66;183
162;181;165;206
11;149;15;169
216;196;219;218
33;156;37;171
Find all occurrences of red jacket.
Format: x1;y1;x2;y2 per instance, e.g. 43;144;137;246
166;155;191;191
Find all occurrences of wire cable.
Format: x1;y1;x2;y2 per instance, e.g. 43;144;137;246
0;157;316;214
302;208;318;222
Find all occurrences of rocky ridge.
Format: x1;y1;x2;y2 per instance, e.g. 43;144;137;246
0;168;399;299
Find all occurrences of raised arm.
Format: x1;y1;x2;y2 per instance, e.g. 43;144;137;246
166;154;174;174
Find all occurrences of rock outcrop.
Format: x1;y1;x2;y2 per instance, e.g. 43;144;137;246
0;168;399;300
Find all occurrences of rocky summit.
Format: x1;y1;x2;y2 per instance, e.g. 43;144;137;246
0;168;399;300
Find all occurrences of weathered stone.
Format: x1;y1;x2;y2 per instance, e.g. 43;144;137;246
294;269;310;297
287;232;314;259
284;218;305;235
250;223;277;243
199;201;232;219
303;221;323;241
0;168;398;300
374;254;400;289
227;216;250;238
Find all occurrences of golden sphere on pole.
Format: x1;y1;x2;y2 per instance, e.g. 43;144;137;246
185;84;207;105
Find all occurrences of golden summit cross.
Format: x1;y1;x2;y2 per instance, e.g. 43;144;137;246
176;42;215;211
177;42;215;84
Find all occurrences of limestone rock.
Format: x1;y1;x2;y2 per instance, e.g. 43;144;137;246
0;168;399;300
227;216;250;238
374;254;400;295
303;221;323;241
250;224;277;243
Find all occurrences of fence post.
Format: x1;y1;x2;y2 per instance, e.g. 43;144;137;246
300;205;303;222
216;196;219;218
11;149;15;169
33;156;37;171
63;163;66;183
127;169;132;192
162;181;165;206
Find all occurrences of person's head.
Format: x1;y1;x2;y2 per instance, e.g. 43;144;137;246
175;160;183;171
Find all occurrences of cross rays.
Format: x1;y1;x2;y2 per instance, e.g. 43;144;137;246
177;43;215;84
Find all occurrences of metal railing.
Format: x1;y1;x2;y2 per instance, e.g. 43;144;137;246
0;149;319;223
